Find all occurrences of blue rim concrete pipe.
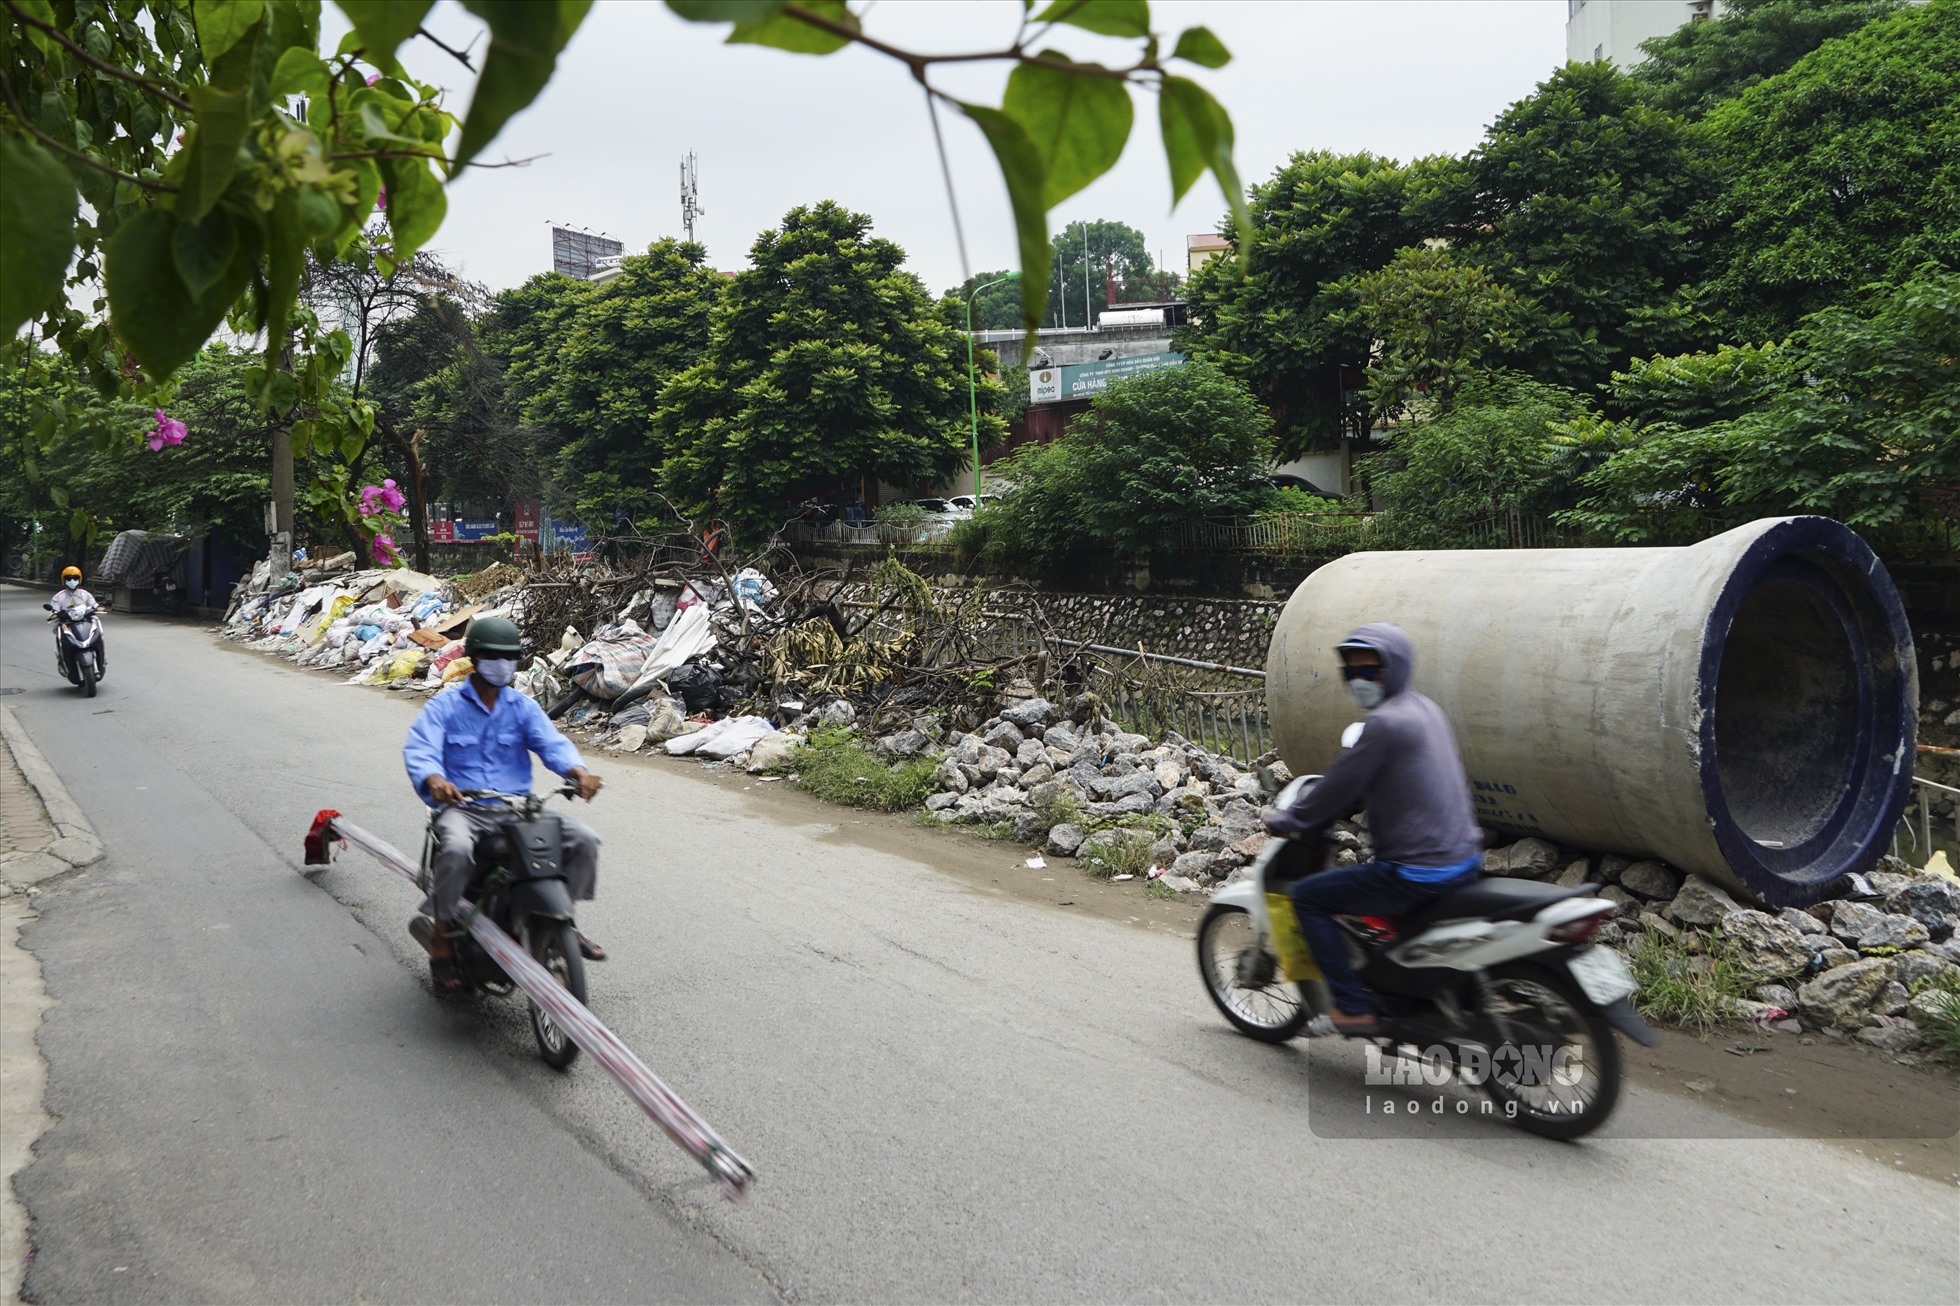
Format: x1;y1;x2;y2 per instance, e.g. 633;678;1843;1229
1266;517;1918;908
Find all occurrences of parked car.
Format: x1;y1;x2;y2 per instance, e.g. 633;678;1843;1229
1264;475;1343;502
947;494;994;512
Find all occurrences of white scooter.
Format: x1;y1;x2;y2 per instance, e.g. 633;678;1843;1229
1198;764;1657;1140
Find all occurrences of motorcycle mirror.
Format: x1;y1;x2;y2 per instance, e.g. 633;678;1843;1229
42;602;53;611
1340;721;1366;750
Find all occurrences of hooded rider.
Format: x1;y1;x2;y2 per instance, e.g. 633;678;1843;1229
1265;622;1484;1037
50;566;97;617
401;616;608;990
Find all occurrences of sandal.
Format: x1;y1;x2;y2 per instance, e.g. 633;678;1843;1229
429;954;465;992
576;931;607;963
1306;1012;1381;1039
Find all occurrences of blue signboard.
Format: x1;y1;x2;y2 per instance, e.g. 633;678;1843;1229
543;518;591;556
452;519;500;542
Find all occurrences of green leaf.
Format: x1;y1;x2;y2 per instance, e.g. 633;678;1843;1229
0;132;78;337
727;0;855;53
958;102;1050;334
265;190;305;352
169;208;240;300
665;0;787;20
106;208;250;377
1158;75;1248;257
379;156;447;263
176;84;254;222
270;46;330;97
1033;0;1149;39
195;0;263;62
1171;25;1229;69
454;0;594;169
1002;54;1132;208
332;0;435;64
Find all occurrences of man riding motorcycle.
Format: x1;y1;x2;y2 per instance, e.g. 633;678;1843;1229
1264;622;1484;1037
401;616;608;991
49;565;96;617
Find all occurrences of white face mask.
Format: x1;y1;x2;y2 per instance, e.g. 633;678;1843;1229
1349;679;1385;710
65;578;79;590
475;657;517;688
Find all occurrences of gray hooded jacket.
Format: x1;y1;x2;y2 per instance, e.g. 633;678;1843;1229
1275;622;1483;871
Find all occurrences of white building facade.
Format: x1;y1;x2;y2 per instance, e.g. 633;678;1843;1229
1566;0;1725;69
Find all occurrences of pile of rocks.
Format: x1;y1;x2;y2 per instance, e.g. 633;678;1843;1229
1477;839;1960;1052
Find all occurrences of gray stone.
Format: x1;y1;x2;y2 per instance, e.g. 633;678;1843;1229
1720;909;1816;984
1010;811;1049;843
1153;759;1188;791
1026;780;1064;810
924;791;959;812
1884;879;1960;941
1619;861;1681;901
1045;823;1086;857
1891;950;1957;990
1488;837;1561;880
1160;874;1203;894
1771;1018;1803;1034
1796;957;1894;1027
982;720;1026;752
1041;724;1080;752
1109;731;1151;754
1875;980;1911;1017
994;764;1023;787
934;759;969;794
1828;900;1931;951
1255;759;1293;798
1856;1019;1919;1053
1751;983;1798;1009
1778;907;1825;936
1636;911;1679;938
879;728;931;759
1086;793;1156;818
1149;837;1182;866
1018;763;1054;789
1816;945;1860;970
1000;697;1057;729
1171;851;1217;879
1909;986;1960;1027
1216;799;1263;841
1157;789;1210;824
1598;854;1633;884
1554;860;1593;889
1924;939;1960;966
1015;738;1048;768
1598;886;1640;917
973;744;1013;780
1189;826;1234;854
1066;761;1103;791
1667;876;1745;927
1092;771;1163;803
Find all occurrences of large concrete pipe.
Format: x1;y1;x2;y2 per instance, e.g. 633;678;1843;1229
1267;517;1917;907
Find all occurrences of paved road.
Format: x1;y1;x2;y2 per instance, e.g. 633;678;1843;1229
2;585;1956;1303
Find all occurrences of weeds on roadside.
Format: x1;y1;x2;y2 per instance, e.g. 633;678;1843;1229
1082;834;1155;881
1144;877;1176;901
776;727;940;813
1908;971;1960;1062
1627;927;1751;1035
1032;787;1085;829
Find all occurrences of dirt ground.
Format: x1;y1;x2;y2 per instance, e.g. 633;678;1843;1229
641;752;1960;1183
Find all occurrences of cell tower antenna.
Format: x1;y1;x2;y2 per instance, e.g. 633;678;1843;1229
680;152;704;242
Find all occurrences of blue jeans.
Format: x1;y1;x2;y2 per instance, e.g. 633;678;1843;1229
1289;861;1479;1015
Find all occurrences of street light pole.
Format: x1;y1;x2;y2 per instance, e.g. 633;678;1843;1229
966;270;1021;502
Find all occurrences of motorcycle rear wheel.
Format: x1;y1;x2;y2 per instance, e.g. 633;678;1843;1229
525;917;587;1071
1197;903;1319;1042
1473;961;1621;1140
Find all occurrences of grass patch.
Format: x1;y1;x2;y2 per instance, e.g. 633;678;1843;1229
1626;927;1751;1035
776;726;940;813
975;821;1017;841
1082;833;1155;881
1143;877;1176;900
1909;971;1960;1062
1032;787;1085;828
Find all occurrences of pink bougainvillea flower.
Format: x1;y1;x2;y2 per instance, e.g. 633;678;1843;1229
146;409;187;452
375;185;388;211
359;478;406;516
370;534;399;565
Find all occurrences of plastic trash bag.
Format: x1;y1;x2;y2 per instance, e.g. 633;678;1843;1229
665;715;775;758
664;661;722;713
564;620;660;700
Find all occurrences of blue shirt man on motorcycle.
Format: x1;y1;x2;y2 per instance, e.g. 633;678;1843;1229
1265;622;1484;1037
402;616;608;990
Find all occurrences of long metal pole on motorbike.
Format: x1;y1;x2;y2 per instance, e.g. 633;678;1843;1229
310;812;756;1202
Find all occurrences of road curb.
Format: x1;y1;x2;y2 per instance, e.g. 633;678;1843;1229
0;705;102;888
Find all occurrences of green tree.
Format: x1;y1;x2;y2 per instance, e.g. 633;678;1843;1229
963;359;1272;566
1046;218;1153;328
1632;0;1904;116
1360;374;1588;548
1444;62;1716;389
1335;245;1523;420
525;240;724;522
1179;151;1448;458
1602;340;1789;427
1698;0;1960;341
656;202;1001;544
950;270;1026;332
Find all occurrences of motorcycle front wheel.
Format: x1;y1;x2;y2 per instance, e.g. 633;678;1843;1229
1472;961;1621;1140
1197;903;1318;1042
79;654;96;698
524;917;587;1071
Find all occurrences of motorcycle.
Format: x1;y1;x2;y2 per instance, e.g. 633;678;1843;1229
43;601;107;697
1198;771;1658;1140
412;787;589;1070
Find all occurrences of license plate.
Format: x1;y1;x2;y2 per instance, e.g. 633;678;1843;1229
1568;946;1637;1006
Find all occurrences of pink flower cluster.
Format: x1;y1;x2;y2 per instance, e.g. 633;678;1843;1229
370;534;400;566
146;410;186;452
359;478;406;516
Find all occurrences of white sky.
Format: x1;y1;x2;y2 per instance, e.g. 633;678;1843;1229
345;1;1570;296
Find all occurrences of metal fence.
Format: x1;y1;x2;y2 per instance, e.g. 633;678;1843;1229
1894;775;1959;867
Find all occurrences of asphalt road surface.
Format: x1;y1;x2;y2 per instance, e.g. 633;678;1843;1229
3;585;1955;1303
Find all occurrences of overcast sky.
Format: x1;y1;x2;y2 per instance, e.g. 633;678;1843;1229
346;1;1570;297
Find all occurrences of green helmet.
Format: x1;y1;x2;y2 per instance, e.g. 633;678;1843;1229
463;615;523;658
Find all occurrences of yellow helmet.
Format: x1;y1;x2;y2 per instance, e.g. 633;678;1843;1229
60;566;82;580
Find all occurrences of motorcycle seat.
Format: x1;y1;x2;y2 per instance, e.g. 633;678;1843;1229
1401;877;1602;931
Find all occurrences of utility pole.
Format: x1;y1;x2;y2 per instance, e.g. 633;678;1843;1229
1082;222;1091;327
